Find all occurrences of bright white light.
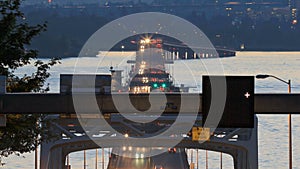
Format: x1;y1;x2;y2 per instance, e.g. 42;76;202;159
129;146;132;151
123;146;126;151
124;133;129;138
92;134;106;137
145;38;151;43
74;133;84;136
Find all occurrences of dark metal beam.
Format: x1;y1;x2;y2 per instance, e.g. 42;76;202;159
254;94;300;113
1;93;300;114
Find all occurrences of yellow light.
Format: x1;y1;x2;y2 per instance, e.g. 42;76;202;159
124;133;129;138
145;38;151;44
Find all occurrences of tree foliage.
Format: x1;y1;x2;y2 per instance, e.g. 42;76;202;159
0;0;60;163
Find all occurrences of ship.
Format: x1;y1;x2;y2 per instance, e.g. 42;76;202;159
110;37;181;93
110;36;235;93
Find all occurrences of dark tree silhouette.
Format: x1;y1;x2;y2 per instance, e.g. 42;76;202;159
0;0;60;163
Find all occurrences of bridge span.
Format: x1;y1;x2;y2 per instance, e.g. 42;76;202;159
40;115;258;169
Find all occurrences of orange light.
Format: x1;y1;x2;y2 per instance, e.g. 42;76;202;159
67;123;75;127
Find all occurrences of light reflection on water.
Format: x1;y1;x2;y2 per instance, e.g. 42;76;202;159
2;52;300;169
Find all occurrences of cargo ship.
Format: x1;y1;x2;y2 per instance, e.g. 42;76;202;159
110;37;180;93
110;37;235;93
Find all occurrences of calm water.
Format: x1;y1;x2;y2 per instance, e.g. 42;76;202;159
2;51;300;169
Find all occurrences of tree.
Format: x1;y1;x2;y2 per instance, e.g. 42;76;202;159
0;0;60;163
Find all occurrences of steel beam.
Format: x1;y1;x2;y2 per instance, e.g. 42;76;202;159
1;93;300;114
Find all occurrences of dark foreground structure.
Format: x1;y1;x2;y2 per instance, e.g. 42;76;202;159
1;75;300;169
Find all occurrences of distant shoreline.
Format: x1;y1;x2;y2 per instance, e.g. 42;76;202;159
38;50;300;59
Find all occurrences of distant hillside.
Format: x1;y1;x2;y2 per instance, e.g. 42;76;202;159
24;6;300;58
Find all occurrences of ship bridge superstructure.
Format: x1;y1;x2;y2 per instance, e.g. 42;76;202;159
127;37;178;93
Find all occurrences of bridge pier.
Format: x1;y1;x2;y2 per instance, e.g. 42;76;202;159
233;121;258;169
41;143;65;169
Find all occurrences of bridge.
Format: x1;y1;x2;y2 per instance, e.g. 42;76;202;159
110;35;236;58
1;76;299;169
